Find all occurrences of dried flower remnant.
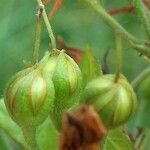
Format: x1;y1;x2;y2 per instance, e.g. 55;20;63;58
108;6;134;15
59;105;107;150
42;0;50;5
102;49;109;74
42;0;63;18
48;0;64;19
143;0;150;9
57;36;83;64
108;0;150;16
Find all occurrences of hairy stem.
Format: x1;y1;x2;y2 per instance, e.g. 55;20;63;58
133;0;150;39
81;0;150;58
22;127;37;150
114;32;122;82
32;8;42;64
37;0;56;49
131;67;150;89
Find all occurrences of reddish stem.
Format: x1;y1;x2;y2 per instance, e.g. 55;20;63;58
108;6;134;15
48;0;63;19
42;0;51;5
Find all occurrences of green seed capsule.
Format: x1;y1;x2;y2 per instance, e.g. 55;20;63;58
82;74;137;128
4;65;55;128
42;50;82;130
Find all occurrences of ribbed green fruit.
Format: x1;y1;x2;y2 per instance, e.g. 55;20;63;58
42;50;82;130
4;65;55;128
82;74;137;128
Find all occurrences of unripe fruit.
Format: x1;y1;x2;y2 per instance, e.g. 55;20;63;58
82;74;137;128
4;65;55;128
42;50;82;130
138;76;150;100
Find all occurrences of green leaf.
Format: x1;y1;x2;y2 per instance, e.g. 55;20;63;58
101;128;133;150
0;98;58;150
134;98;150;128
0;131;11;150
0;98;26;147
139;129;150;150
37;118;58;150
127;76;150;130
138;75;150;100
79;47;102;87
0;130;23;150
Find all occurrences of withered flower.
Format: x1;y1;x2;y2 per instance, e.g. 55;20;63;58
59;105;107;150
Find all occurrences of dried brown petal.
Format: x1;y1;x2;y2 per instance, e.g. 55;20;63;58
57;36;83;63
143;0;150;9
48;0;64;18
42;0;51;5
108;6;134;15
59;105;107;150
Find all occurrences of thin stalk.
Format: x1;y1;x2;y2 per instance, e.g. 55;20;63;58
114;32;122;82
131;67;150;89
37;0;56;49
32;8;42;64
130;41;150;57
133;0;150;39
22;127;37;150
81;0;150;58
85;1;139;43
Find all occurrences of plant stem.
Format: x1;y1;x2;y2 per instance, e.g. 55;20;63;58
114;32;122;82
22;127;37;150
133;0;150;39
130;41;150;57
81;0;150;58
33;8;42;64
36;0;56;49
131;67;150;89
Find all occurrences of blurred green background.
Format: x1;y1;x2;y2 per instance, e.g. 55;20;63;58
0;0;149;96
0;0;150;149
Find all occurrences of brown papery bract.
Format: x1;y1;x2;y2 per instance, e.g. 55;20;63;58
143;0;150;9
57;36;83;64
108;0;150;16
59;105;107;150
42;0;51;5
48;0;64;19
108;6;134;15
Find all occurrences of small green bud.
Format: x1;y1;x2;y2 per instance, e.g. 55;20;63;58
82;74;137;128
4;65;55;128
42;50;82;130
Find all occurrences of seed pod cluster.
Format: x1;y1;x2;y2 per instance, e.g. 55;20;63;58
4;49;82;131
4;48;137;131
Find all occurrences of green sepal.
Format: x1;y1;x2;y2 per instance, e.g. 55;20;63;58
79;46;102;87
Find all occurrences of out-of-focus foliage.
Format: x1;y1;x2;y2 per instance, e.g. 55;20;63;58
0;129;22;150
0;0;150;149
0;98;58;150
101;128;133;150
0;0;149;95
